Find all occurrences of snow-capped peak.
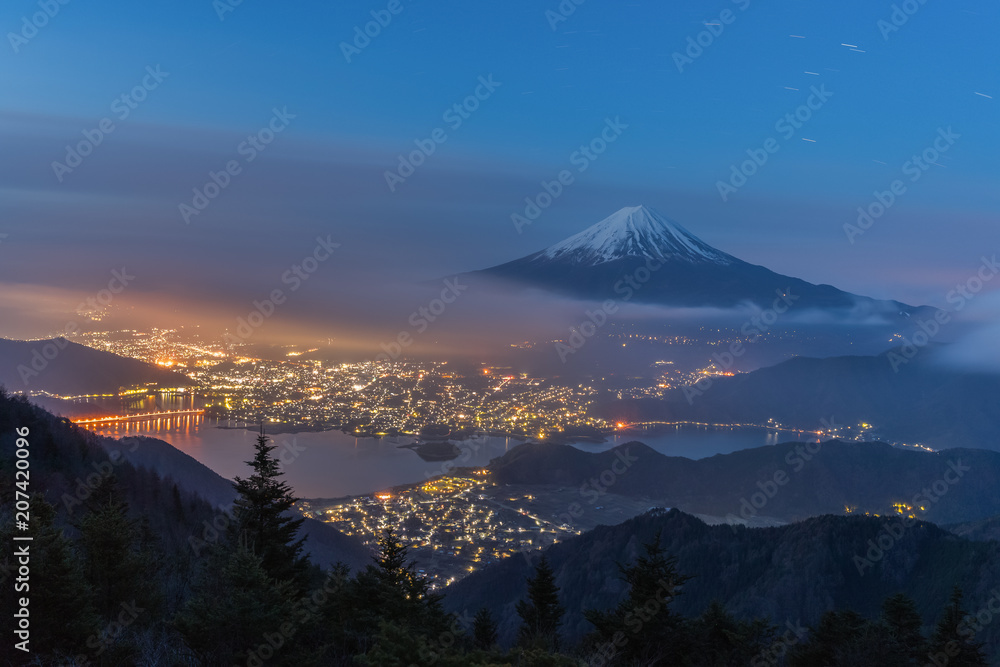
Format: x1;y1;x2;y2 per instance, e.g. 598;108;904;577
538;205;733;265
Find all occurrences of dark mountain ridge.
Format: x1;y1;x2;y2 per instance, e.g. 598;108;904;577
0;336;194;395
488;439;1000;525
619;347;1000;450
445;508;1000;651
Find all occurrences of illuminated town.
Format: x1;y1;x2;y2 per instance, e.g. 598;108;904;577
299;469;662;587
33;327;917;450
63;327;669;436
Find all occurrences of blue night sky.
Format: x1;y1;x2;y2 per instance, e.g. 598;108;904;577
1;0;998;341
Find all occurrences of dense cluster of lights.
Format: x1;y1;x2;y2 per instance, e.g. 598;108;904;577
61;329;932;453
303;474;579;587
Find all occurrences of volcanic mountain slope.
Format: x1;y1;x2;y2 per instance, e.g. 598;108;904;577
473;205;926;317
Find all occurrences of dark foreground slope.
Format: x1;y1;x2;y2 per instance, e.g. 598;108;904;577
488;440;1000;525
445;509;1000;651
0;389;379;664
0;390;369;571
108;435;371;570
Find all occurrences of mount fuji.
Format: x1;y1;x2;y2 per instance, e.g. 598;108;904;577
471;205;927;318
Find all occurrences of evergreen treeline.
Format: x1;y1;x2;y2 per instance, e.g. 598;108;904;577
0;388;995;665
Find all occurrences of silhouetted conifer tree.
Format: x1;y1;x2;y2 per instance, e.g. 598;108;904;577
176;542;296;665
516;554;565;652
228;425;310;593
927;587;988;667
473;606;499;650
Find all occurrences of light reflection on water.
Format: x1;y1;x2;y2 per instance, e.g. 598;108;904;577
573;423;820;459
89;419;817;498
91;419;518;498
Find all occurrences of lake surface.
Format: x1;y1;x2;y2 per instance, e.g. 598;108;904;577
580;423;820;459
91;418;818;499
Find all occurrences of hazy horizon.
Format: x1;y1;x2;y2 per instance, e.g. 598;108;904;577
3;0;998;346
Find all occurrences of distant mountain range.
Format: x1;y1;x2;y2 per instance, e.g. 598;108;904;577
445;509;1000;650
617;346;1000;450
0;336;193;396
470;205;930;318
487;440;1000;526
